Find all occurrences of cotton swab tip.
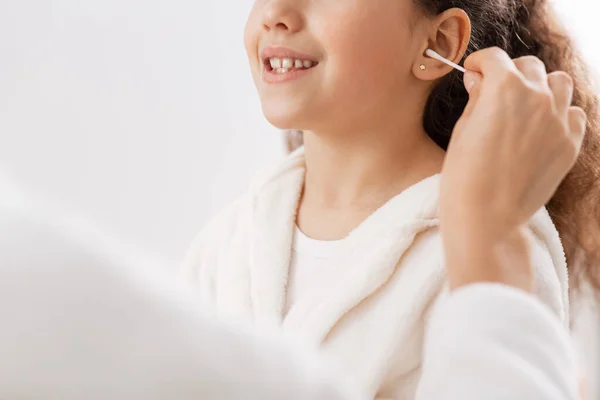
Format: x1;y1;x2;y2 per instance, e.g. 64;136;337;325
425;49;466;73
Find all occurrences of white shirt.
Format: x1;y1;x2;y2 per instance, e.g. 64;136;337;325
285;226;349;315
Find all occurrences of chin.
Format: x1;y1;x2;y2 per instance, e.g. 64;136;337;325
261;100;313;130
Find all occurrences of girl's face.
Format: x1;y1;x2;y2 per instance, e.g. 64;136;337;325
244;0;429;132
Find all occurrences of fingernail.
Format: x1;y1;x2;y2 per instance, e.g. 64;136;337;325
464;72;477;93
464;71;477;93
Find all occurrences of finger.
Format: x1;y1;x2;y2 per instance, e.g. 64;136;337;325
461;71;483;119
547;71;574;117
513;56;548;87
463;70;483;94
464;47;518;77
568;106;587;149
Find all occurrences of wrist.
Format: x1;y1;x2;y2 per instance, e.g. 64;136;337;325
441;225;534;292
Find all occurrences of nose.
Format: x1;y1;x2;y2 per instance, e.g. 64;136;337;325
262;0;303;34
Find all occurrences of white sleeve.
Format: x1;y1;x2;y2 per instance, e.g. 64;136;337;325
416;284;580;400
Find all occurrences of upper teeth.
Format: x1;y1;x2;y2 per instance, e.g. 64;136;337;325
269;57;315;72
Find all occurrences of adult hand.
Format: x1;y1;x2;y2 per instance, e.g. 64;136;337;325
439;47;587;290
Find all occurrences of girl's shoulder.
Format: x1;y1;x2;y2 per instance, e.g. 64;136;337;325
432;208;570;327
526;208;571;325
181;148;306;280
181;193;251;279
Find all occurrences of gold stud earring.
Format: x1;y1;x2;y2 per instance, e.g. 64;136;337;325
419;64;426;71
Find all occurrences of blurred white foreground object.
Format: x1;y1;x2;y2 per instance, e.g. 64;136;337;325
0;171;360;400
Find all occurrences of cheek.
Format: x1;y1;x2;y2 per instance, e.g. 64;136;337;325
321;9;415;102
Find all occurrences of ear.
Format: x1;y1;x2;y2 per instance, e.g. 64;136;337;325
412;8;471;80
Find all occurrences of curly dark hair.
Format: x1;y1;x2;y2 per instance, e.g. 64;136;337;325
286;0;600;293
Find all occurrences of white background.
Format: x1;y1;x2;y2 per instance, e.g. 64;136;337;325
0;0;598;396
0;0;284;267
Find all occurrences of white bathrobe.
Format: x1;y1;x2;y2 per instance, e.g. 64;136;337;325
183;147;571;399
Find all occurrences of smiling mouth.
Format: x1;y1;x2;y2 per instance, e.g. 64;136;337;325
263;57;319;74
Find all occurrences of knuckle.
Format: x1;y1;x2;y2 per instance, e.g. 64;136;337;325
520;55;546;70
478;47;510;65
487;46;507;58
570;106;587;120
569;106;588;128
550;71;574;86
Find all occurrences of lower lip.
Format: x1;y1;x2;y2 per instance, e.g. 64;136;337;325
262;66;316;84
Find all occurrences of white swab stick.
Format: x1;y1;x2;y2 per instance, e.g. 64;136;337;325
425;49;466;73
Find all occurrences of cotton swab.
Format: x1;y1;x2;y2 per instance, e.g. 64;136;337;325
425;49;466;73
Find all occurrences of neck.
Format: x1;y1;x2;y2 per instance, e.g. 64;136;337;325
301;118;445;210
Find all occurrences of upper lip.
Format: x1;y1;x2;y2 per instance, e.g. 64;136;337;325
259;46;319;63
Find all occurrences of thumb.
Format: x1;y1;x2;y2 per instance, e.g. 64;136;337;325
461;70;483;119
464;70;482;94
